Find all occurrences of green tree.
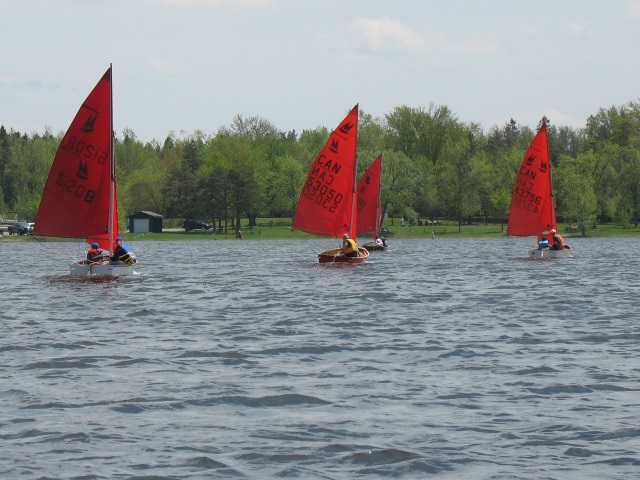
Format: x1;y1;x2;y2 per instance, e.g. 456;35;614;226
554;154;597;235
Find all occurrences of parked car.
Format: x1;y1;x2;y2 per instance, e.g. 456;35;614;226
182;219;212;232
7;221;30;235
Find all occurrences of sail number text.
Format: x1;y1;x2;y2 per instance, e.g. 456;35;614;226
513;176;541;212
65;136;108;164
56;172;97;203
301;178;343;212
301;156;344;212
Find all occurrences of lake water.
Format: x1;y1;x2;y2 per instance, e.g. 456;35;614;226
2;236;640;479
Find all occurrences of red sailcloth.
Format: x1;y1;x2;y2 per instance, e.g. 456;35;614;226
356;155;382;236
507;122;557;237
292;105;359;238
34;67;119;252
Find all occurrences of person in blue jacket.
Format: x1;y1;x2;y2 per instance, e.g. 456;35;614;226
538;236;550;249
110;237;137;264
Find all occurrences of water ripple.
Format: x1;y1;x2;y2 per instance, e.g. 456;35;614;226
2;238;640;479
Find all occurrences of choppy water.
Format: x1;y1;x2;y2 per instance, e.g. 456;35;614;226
2;236;640;479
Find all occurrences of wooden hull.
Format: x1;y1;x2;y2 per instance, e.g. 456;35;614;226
363;242;387;252
529;245;572;258
70;262;136;276
318;247;369;264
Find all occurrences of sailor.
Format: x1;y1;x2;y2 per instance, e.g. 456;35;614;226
87;242;104;263
538;236;549;249
341;233;359;257
110;237;137;264
550;229;565;250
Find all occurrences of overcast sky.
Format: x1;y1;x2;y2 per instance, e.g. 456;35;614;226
2;0;639;142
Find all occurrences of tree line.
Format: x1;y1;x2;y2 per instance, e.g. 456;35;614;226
2;100;640;233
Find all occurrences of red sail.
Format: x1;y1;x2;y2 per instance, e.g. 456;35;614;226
292;105;359;238
356;155;382;235
34;67;117;251
507;123;557;237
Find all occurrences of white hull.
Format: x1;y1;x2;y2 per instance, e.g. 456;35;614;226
529;247;572;258
69;262;136;276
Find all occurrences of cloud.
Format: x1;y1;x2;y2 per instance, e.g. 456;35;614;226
351;17;501;56
0;76;47;93
0;76;20;88
568;22;592;37
126;0;273;8
630;1;640;20
447;37;502;55
544;109;579;127
352;17;429;53
148;58;184;75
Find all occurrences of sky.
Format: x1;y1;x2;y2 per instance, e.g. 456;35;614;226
2;0;640;143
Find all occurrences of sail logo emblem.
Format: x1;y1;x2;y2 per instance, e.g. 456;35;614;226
330;138;339;154
339;121;354;135
524;154;536;166
81;115;97;133
538;160;548;173
76;161;89;180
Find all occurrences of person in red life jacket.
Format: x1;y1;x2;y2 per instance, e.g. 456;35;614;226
110;237;137;264
86;242;104;263
342;233;359;257
550;229;565;250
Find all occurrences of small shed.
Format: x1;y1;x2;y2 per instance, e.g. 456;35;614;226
128;211;163;233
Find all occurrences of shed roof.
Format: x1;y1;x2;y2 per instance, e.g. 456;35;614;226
129;211;164;218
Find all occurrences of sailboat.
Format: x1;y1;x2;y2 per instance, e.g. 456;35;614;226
33;65;137;275
507;118;571;258
292;104;369;264
357;155;387;252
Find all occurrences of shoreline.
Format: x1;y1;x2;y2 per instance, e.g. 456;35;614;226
4;223;640;242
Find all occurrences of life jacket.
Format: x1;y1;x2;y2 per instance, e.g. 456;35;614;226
87;248;104;262
553;233;565;248
115;244;137;264
342;238;357;255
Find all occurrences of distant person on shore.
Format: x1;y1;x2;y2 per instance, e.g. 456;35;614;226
87;242;104;263
110;237;137;264
236;230;243;239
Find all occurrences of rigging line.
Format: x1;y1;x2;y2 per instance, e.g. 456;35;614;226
290;229;341;252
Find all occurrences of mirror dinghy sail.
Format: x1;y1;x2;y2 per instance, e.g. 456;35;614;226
33;65;137;275
507;118;571;258
358;155;387;252
292;105;369;263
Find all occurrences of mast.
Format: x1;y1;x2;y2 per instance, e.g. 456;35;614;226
375;155;382;235
544;117;557;230
348;104;359;239
108;64;115;252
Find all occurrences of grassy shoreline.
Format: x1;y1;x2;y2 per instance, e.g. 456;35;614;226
5;222;640;242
